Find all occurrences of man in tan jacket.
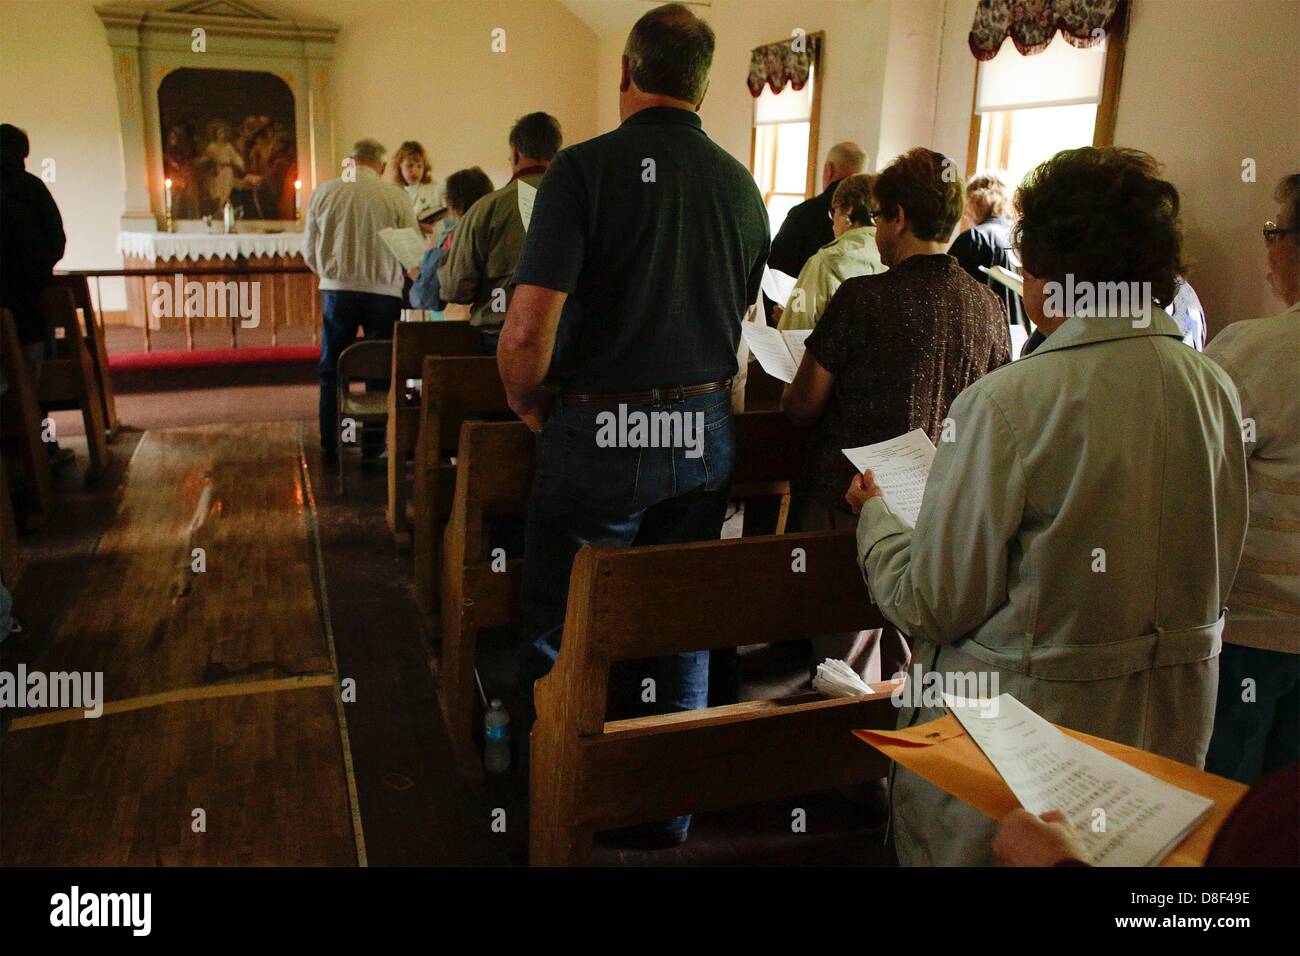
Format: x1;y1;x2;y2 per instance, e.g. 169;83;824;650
437;112;560;353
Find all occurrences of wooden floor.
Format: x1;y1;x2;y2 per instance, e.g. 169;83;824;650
1;422;358;865
3;405;894;866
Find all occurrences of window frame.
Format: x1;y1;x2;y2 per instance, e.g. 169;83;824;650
749;31;824;200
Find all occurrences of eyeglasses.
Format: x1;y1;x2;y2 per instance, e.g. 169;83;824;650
829;208;881;223
1263;220;1297;242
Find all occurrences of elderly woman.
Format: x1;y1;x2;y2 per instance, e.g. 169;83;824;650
846;147;1250;866
783;148;1010;679
1203;173;1300;783
949;170;1025;333
777;174;885;331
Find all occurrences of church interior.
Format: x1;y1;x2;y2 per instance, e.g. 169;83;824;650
0;0;1297;899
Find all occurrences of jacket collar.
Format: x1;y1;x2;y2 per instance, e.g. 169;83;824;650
510;164;549;182
1020;309;1185;361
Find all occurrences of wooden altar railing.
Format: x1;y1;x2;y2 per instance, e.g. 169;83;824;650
58;263;320;353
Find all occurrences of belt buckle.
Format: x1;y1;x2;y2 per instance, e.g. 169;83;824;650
651;385;685;406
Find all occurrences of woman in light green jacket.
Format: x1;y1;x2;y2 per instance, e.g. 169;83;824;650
846;147;1250;866
777;174;885;331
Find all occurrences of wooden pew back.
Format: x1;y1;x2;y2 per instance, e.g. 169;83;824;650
386;321;480;540
438;421;535;770
412;356;513;619
530;530;897;865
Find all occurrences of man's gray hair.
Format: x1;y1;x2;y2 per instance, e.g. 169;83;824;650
826;142;867;174
623;3;715;105
350;138;387;166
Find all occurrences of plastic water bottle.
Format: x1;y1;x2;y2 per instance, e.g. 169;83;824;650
484;699;511;773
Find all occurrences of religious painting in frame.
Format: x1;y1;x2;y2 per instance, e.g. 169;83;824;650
158;67;298;220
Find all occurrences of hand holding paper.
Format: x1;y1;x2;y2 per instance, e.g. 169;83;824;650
378;227;430;271
842;428;936;527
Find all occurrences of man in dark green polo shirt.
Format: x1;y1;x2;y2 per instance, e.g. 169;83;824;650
499;2;769;848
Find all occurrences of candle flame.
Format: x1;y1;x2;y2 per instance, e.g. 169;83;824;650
165;178;172;187
294;180;302;189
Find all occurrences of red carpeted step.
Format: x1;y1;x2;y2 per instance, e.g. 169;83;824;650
108;346;319;372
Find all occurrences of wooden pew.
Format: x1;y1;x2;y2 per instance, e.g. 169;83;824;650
385;320;480;544
36;287;112;483
411;356;512;623
529;530;898;866
439;420;534;772
731;407;807;536
435;410;810;777
0;309;55;528
51;273;120;440
743;359;785;411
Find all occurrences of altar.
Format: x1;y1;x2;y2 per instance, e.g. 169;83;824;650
117;230;320;347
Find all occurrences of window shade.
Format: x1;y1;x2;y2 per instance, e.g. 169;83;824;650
753;68;815;125
976;32;1106;114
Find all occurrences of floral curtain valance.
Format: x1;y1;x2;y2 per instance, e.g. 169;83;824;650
969;0;1120;61
747;34;821;97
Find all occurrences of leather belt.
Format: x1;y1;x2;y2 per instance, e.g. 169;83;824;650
560;378;732;406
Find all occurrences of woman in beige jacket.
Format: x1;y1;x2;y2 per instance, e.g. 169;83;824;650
847;147;1250;866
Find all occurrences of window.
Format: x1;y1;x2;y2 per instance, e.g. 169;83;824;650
751;48;822;236
966;21;1127;185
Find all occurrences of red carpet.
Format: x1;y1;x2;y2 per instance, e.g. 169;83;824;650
109;346;318;372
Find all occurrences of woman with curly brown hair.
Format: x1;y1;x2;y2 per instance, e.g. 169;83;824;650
844;146;1250;866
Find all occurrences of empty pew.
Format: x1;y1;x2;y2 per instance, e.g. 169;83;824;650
439;420;535;772
411;356;512;622
0;309;55;528
435;410;811;777
529;530;898;866
35;287;112;483
385;320;480;543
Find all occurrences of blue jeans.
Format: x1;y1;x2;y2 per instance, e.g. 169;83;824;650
519;391;735;839
1205;642;1299;783
318;290;402;454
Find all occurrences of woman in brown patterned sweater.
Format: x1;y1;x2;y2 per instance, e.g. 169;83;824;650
783;147;1011;678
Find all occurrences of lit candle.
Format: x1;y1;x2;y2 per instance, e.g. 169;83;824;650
294;179;302;219
164;177;173;217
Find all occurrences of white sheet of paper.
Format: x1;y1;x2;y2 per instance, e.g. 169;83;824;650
517;180;537;231
842;428;936;527
782;329;811;369
944;693;1214;867
762;267;796;305
1010;323;1029;358
378;227;429;271
741;321;799;383
983;264;1024;298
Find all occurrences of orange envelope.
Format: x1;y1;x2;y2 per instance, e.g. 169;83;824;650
854;715;1249;866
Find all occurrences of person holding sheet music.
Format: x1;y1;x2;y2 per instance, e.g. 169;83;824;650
783;148;1009;680
949;170;1026;333
390;140;447;235
775;174;885;332
302;138;416;463
437;113;560;354
845;147;1249;866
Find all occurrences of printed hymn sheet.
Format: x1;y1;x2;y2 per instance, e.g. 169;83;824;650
842;428;936;528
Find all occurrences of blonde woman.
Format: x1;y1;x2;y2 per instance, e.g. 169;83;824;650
391;140;446;234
